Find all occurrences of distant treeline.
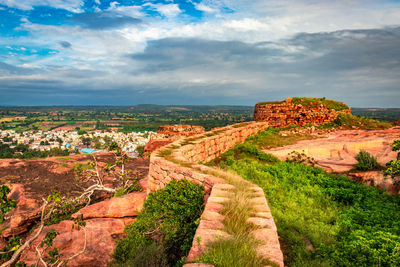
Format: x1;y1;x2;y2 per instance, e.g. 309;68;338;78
0;142;70;159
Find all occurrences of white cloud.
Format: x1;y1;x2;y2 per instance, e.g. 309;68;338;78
144;3;182;18
0;0;84;12
194;2;217;13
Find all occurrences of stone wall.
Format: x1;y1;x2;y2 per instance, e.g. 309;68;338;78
147;121;284;266
145;125;205;153
254;98;351;127
148;122;269;193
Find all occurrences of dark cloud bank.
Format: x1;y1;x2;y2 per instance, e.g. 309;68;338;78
1;27;400;107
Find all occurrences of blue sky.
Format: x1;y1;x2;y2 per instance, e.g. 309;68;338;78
0;0;400;107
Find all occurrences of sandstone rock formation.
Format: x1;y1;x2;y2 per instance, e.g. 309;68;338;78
264;127;400;192
1;184;42;238
20;218;135;267
72;191;146;219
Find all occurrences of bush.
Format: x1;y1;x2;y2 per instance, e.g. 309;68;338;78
136;145;145;157
112;180;204;266
354;150;380;171
325;230;400;266
385;140;400;179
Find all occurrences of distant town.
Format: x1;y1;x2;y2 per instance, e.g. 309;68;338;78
0;129;151;159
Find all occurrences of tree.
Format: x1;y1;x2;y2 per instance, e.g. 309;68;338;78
80;136;91;147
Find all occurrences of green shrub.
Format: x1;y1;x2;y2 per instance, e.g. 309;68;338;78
354;150;380;171
0;185;16;223
112;180;204;266
136;145;145;157
385;140;400;180
332;114;392;130
227;158;400;266
325;230;400;266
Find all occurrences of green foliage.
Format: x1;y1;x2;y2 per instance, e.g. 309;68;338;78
108;141;119;151
354;150;380;171
136;145;145;157
77;129;87;135
41;229;58;248
325;230;400;266
291;97;349;111
286;151;316;166
392;140;400;153
322;114;392;130
112;180;204;266
0;185;16;223
385;140;400;179
226;157;400;266
0;235;21;261
198;237;274;267
0;141;70;159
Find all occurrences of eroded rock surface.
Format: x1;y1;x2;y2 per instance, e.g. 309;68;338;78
20;218;135;267
264;127;400;192
1;184;42;238
72;192;146;219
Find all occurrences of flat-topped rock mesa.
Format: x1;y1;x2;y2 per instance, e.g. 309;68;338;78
145;125;205;153
254;97;351;127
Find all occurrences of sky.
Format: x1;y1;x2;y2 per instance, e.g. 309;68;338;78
0;0;399;107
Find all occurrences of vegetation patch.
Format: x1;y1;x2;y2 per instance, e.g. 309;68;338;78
112;180;204;267
385;140;400;181
319;114;392;130
216;133;400;266
354;150;381;171
291;97;349;111
198;172;276;267
0;185;16;223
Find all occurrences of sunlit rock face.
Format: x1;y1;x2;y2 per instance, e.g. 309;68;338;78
264;127;400;193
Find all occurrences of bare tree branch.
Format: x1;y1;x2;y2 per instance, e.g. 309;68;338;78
1;199;51;267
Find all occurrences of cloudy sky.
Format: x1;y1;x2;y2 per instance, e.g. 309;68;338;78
0;0;399;107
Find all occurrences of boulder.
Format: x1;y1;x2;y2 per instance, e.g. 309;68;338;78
1;184;42;238
20;218;135;267
72;192;147;219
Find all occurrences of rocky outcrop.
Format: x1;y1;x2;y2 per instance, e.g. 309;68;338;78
72;192;146;219
20;218;135;267
254;98;351;127
1;184;42;238
264;127;400;192
18;191;147;266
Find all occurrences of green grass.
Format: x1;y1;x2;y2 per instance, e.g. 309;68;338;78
257;97;349;111
245;127;314;150
208;127;313;167
319;114;392;130
291;97;349;111
210;127;400;266
198;172;276;267
198;237;271;267
213;133;400;266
